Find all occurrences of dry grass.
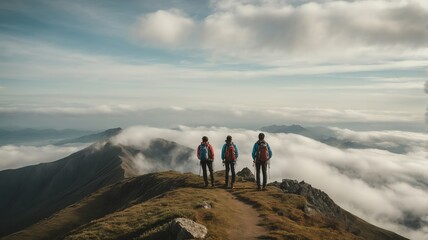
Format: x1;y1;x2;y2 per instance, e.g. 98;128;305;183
6;171;407;240
64;187;252;240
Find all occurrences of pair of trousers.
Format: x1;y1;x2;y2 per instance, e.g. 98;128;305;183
224;161;236;186
201;160;214;186
256;161;267;188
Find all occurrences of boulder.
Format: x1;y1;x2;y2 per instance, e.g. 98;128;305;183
170;218;208;240
236;167;255;182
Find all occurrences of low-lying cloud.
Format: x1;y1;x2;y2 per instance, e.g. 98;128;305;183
0;143;90;171
112;125;428;239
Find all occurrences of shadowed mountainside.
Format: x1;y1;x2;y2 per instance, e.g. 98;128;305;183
0;138;193;237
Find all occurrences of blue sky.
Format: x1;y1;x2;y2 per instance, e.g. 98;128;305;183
0;0;427;130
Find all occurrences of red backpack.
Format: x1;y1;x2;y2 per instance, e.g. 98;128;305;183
225;143;236;161
256;141;269;162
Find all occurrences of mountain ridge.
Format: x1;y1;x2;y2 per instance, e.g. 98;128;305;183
4;170;408;240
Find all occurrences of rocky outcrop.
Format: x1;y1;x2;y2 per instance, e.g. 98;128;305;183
270;179;342;218
237;167;255;182
170;218;208;240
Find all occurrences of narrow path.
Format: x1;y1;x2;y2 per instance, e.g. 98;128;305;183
219;189;269;240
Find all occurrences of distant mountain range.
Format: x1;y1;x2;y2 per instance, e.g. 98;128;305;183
54;127;122;145
0;134;407;239
260;124;407;154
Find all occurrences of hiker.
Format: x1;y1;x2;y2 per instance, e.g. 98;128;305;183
197;136;215;188
252;133;272;191
221;135;239;189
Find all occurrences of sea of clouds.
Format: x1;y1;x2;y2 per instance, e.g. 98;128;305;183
111;125;428;239
0;125;427;239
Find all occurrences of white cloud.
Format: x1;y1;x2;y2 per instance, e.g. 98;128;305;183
0;104;138;115
0;144;89;170
134;9;196;47
1;36;427;87
134;0;428;64
425;81;428;94
111;125;428;239
331;127;428;153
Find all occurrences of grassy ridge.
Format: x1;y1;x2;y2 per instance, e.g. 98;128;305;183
5;171;407;240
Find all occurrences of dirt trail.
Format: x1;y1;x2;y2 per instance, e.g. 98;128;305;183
219;189;268;240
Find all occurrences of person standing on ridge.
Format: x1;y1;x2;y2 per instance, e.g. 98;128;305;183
197;136;215;188
221;135;239;189
252;133;272;191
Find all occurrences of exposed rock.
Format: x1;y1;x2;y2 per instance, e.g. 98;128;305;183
237;167;255;182
270;179;343;219
170;218;208;240
195;201;212;209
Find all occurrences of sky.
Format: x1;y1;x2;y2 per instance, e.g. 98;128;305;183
0;0;428;130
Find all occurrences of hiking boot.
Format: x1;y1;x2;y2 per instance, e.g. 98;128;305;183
262;186;267;191
257;186;261;191
204;183;209;188
231;184;234;189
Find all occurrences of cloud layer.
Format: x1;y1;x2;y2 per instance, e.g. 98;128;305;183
134;0;428;63
112;125;428;239
0;144;89;170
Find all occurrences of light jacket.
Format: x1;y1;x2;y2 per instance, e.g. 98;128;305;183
251;140;272;161
221;142;239;161
197;141;215;160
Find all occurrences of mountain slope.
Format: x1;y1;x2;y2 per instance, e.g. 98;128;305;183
0;138;194;237
0;142;133;237
4;171;407;240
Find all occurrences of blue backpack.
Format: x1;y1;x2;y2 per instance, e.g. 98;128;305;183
199;144;210;161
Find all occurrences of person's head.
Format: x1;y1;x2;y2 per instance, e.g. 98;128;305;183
202;136;208;142
258;133;265;140
225;135;232;143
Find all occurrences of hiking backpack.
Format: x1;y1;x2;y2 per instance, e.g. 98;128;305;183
199;143;210;161
256;141;269;162
225;143;236;161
